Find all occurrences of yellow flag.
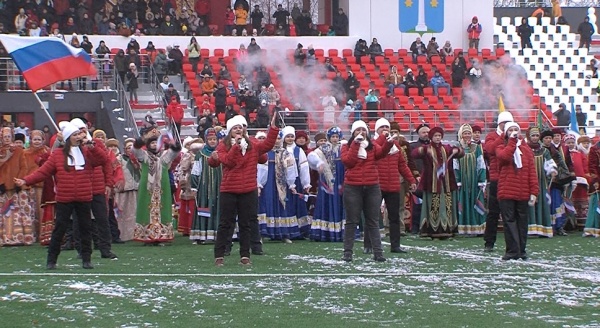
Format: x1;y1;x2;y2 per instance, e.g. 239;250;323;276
498;96;505;113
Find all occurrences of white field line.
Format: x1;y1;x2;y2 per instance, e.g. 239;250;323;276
0;272;558;278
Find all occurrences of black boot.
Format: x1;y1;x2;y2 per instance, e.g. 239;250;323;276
82;262;94;269
342;251;353;262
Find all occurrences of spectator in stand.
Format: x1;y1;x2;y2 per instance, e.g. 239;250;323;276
166;96;184;134
368;38;384;63
468;60;482;84
588;59;599;78
430;70;451;96
224;105;237;123
238;74;252;92
415;69;429;96
187;36;201;74
39;19;49;36
125;63;139;103
275;24;286;36
196;19;211;36
214;82;228;114
145;42;158;64
250;5;263;35
81;35;93;54
63;16;77;35
165;83;181;104
267;84;281;106
258;86;269;104
386;65;405;95
379;90;397;119
154;50;168;83
169;44;184;75
467;16;482;51
426;37;440;62
294;43;306;66
327;26;336;36
196;105;215;137
247;38;261;55
160;15;178;35
353;39;368;65
410;37;427;63
195;0;210;25
553;103;570;128
241;90;259;122
256;66;271;89
365;89;379;121
344;71;360;101
235;4;248;36
217;63;232;82
224;6;235;35
255;100;270;128
404;68;418;96
28;21;41;36
15;8;28;35
201;74;217;97
200;63;214;77
126;48;141;71
145;20;159;35
296;10;312;36
517;18;533;49
80;12;93;35
306;46;317;69
126;37;140;53
575;106;587;134
273;4;290;30
325;58;338;72
160;76;170;91
577;17;595;51
227;81;237;97
333;7;349;36
440;41;453;63
289;19;297;36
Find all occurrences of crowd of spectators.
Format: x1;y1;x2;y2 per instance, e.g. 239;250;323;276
0;0;349;38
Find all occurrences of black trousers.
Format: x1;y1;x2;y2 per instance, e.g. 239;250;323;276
499;199;529;259
521;37;532;49
214;191;257;258
226;214;262;252
483;181;502;247
381;191;402;249
412;202;422;234
74;194;112;255
107;198;121;241
48;202;93;263
343;184;383;256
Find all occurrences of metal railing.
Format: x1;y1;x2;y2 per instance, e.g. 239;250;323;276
113;67;140;139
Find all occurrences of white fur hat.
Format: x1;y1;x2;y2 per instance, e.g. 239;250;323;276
70;118;92;140
374;118;390;132
503;122;521;136
60;122;79;141
351;120;369;134
226;115;248;133
497;111;514;124
282;126;296;138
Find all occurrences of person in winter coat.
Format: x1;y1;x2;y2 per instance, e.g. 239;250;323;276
496;122;539;261
517;17;533;49
153;50;168;83
214;82;228;114
187;37;201;73
578;17;595;50
341;120;394;262
211;115;279;266
415;69;429;96
373;118;417;253
166;96;184;135
451;56;466;87
113;49;128;86
410;37;427;63
344;71;360;101
294;43;306;66
125;63;139;103
333;8;349;36
386;65;405;95
235;4;248;35
368;38;384;63
250;5;264;33
224;6;235;35
353;39;368;65
404;69;418;96
467;16;483;50
15;122;108;270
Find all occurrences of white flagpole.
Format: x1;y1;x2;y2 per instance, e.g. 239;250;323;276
31;92;60;131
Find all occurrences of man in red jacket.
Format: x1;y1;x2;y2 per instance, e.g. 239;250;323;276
483;111;514;252
496;122;539;260
373;118;417;254
166;96;184;135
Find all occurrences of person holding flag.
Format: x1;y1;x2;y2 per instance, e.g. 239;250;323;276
412;127;464;239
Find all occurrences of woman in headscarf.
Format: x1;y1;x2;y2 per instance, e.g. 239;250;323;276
454;124;487;235
132;133;181;244
18;130;50;239
563;134;590;228
189;129;221;244
260;125;311;243
412;127;464;239
176;137;204;237
308;127;345;242
114;138;141;241
526;127;556;238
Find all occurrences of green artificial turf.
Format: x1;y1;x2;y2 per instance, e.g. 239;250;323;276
0;234;598;327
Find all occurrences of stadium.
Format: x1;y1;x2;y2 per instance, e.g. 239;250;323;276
0;0;599;327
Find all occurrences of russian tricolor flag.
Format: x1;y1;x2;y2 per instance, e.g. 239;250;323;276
0;35;96;91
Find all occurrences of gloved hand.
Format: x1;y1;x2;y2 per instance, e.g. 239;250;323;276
528;194;537;207
355;135;364;143
386;133;397;143
510;131;518;139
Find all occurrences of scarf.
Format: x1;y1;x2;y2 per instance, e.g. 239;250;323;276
577;144;590;156
358;140;368;159
274;147;297;207
146;149;163;192
68;147;86;170
428;142;450;192
513;139;523;169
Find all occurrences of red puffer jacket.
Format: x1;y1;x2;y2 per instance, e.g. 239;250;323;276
375;137;416;192
497;137;539;201
342;138;393;186
92;145;115;195
483;131;505;182
209;126;278;193
23;143;108;203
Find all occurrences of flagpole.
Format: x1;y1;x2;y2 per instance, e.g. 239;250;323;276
31;92;59;131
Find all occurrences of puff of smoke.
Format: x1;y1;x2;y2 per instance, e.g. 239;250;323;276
234;44;339;130
459;55;533;127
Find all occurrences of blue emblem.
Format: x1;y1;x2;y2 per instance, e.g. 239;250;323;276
399;0;444;34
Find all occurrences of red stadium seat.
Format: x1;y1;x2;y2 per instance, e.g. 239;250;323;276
214;49;224;57
328;49;339;57
384;49;394;57
342;49;353;57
